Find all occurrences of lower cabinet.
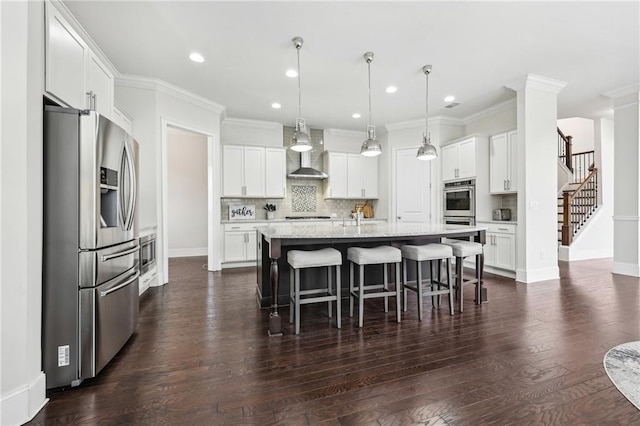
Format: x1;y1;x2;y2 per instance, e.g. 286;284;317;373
478;222;516;272
224;223;258;263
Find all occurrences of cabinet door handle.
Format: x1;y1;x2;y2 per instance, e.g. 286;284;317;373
92;93;97;111
507;179;511;190
86;90;94;110
498;227;509;231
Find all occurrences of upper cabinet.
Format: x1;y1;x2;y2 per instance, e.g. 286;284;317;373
112;104;133;135
489;130;518;194
45;1;114;119
324;152;378;199
222;145;285;198
442;137;477;182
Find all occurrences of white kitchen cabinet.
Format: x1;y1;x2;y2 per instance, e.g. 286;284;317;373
265;148;286;198
224;224;258;263
323;152;348;198
112;104;133;135
222;145;265;197
478;222;516;271
442;137;477;182
490;130;518;194
86;50;114;119
45;1;115;120
324;152;378;199
45;1;88;109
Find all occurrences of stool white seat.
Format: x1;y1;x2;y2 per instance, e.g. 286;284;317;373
288;248;342;335
441;239;483;312
400;243;454;319
347;246;402;327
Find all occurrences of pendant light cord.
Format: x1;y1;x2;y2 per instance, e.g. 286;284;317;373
424;70;429;139
367;59;372;126
297;46;302;119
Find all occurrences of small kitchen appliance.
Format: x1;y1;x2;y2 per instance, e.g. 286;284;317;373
493;208;512;221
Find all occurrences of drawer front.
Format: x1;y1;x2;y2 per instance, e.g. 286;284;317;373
478;222;516;234
224;223;259;232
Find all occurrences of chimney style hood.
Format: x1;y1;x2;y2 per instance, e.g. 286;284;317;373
287;151;328;179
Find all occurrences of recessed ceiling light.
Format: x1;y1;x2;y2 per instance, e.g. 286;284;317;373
271;102;281;109
444;95;456;103
189;52;204;63
285;69;298;78
352;113;361;119
385;86;397;93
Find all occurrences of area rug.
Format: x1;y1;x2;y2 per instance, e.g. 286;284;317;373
604;341;640;410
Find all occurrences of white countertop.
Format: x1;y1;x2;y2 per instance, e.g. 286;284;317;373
256;222;487;239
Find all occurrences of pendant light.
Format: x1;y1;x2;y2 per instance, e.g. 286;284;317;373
360;52;382;157
289;36;312;152
416;65;438;161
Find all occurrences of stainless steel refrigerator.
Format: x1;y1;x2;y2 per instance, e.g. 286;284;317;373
43;105;139;389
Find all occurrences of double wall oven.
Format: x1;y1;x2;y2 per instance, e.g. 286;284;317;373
443;179;475;225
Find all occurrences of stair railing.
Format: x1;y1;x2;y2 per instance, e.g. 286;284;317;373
561;168;598;245
558;127;573;172
571;150;595;183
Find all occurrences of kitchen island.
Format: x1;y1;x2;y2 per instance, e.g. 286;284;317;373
256;222;487;336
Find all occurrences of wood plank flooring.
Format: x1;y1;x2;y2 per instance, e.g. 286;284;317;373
29;257;640;425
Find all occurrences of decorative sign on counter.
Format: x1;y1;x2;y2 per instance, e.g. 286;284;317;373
229;204;255;220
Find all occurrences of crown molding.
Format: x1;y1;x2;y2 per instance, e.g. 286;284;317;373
603;83;640;100
324;128;365;138
48;0;119;77
463;98;517;125
222;117;283;132
115;75;226;115
506;73;567;94
383;115;464;133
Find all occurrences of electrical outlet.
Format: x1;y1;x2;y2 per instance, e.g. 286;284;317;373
58;345;70;367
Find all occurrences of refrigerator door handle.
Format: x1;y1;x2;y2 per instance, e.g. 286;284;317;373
100;244;140;262
119;142;129;230
100;270;140;298
123;140;137;231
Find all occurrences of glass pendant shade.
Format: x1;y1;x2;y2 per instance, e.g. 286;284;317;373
290;118;312;152
416;134;437;161
360;124;381;157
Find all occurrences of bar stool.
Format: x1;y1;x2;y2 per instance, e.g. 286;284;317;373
442;240;483;312
288;247;342;335
400;243;454;319
347;246;402;327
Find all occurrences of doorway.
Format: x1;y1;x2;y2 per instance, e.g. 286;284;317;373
394;147;432;223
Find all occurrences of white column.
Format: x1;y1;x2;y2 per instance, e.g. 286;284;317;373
605;85;640;276
1;1;47;425
507;74;567;283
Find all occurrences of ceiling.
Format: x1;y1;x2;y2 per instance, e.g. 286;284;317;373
64;1;639;131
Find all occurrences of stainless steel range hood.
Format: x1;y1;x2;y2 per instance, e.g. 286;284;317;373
287;150;328;179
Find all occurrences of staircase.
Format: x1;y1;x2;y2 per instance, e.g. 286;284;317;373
557;127;598;246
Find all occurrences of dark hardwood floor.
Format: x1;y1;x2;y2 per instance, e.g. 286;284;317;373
29;257;640;425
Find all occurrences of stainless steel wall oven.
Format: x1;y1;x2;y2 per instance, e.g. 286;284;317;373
443;179;475;218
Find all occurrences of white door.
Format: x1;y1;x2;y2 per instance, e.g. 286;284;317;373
243;147;265;197
489;133;509;193
362;156;379;199
87;50;114;119
395;147;431;223
457;138;476;179
265;148;286;198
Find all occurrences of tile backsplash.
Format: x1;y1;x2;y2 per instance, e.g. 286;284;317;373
221;178;376;220
500;194;518;220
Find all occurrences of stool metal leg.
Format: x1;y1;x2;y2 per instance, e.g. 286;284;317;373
295;268;301;335
456;256;464;313
289;266;295;324
327;266;333;319
358;265;365;328
395;262;401;323
336;265;342;329
402;258;408;312
349;262;354;318
447;258;454;316
416;260;423;320
383;264;389;313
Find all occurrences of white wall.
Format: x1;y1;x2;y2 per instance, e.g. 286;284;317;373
115;76;224;281
1;1;48;424
221;117;282;147
323;128;365;152
464;99;517;136
557;117;595;153
167;128;208;257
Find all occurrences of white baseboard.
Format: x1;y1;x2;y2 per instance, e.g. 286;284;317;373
168;247;207;258
612;261;640;277
0;372;48;426
558;246;612;262
516;266;560;283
